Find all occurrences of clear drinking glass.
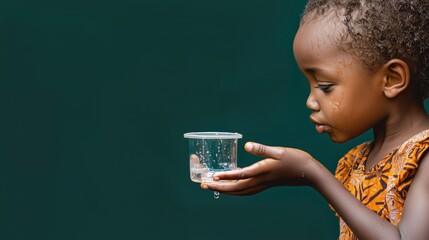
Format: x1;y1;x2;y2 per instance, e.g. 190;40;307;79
184;132;242;183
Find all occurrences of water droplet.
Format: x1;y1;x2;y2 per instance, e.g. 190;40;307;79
214;191;220;199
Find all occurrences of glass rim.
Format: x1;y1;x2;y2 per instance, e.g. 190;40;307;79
183;132;242;139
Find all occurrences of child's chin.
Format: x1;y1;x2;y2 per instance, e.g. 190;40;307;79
328;133;350;143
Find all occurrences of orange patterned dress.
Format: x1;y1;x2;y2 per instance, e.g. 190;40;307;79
334;129;429;240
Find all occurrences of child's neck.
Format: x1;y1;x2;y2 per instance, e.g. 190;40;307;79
365;102;429;171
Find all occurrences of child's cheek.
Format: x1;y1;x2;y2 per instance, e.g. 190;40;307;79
329;101;340;111
328;96;341;115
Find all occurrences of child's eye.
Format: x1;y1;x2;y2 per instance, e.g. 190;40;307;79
316;84;334;92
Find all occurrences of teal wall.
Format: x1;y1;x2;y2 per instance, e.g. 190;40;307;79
2;1;427;239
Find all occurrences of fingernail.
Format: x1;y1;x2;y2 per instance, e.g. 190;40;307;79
201;184;208;189
212;173;220;181
245;143;253;151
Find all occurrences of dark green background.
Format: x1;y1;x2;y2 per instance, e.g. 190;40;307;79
2;1;427;239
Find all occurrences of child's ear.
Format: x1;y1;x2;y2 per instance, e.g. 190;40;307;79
382;59;410;98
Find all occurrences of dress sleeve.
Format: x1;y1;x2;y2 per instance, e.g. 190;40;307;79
386;137;429;225
396;138;429;198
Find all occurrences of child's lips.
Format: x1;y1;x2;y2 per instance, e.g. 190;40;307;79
315;124;329;134
310;116;328;133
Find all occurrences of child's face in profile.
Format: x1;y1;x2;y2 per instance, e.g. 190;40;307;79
293;14;388;143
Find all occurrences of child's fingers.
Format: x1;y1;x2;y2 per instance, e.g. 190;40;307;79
245;142;283;159
226;185;268;196
213;159;273;180
201;177;266;194
211;169;244;180
210;185;268;196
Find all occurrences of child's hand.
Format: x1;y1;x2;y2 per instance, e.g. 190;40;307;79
201;142;320;196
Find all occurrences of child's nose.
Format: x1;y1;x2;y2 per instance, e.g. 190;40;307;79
306;93;320;111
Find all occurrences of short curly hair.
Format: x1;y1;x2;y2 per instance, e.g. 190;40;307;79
302;0;429;99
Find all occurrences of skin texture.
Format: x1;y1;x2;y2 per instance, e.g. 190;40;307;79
201;12;429;240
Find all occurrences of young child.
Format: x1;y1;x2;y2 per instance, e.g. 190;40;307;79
201;0;429;239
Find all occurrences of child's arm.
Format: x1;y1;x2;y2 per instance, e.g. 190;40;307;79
202;142;429;239
396;151;429;239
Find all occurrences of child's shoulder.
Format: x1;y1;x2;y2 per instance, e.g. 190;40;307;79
396;129;429;165
398;129;429;152
342;128;429;164
336;129;429;176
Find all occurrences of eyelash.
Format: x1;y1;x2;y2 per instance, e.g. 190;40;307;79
316;84;334;92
